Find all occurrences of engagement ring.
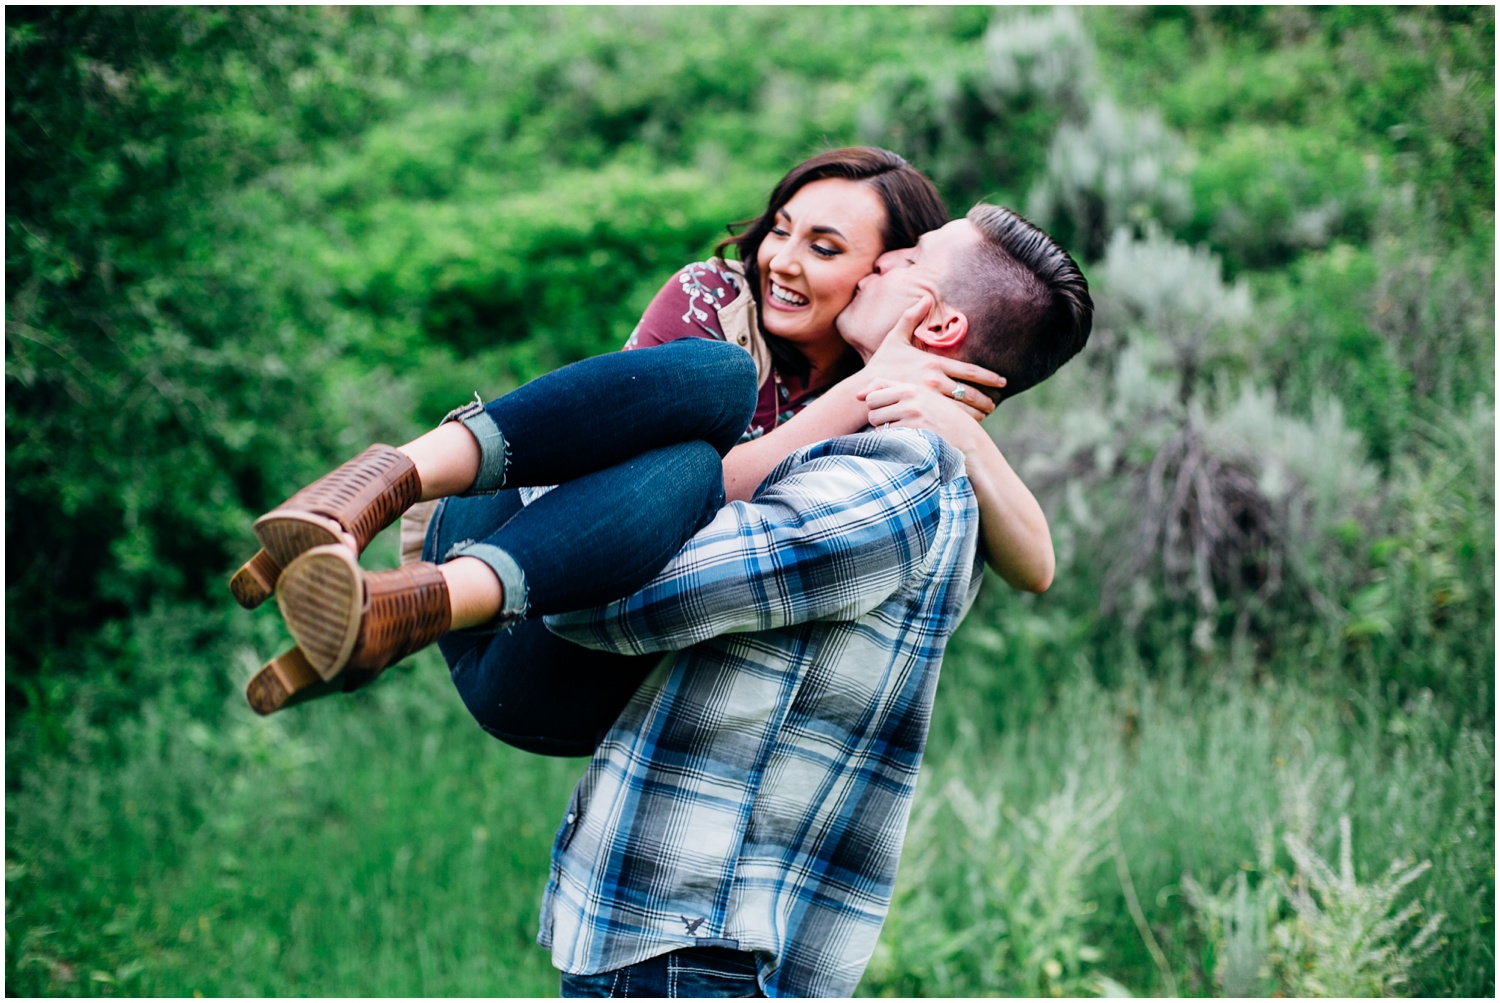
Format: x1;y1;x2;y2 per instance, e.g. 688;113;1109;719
951;386;968;401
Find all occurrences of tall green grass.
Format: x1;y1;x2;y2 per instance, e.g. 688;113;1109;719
8;599;1490;997
859;619;1494;997
7;644;578;997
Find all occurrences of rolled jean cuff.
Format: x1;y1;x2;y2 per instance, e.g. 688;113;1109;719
440;399;508;495
443;541;528;630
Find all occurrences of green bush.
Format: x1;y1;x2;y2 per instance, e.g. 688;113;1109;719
1186;124;1379;274
1027;101;1192;263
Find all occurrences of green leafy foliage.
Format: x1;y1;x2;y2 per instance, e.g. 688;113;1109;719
6;7;413;725
1185;123;1379;274
1089;6;1495;246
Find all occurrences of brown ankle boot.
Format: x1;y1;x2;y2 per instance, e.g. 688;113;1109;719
228;444;422;609
274;544;452;686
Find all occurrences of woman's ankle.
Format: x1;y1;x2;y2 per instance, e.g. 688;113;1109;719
441;556;505;630
400;422;482;500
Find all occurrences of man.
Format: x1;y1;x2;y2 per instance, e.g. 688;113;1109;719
539;204;1092;997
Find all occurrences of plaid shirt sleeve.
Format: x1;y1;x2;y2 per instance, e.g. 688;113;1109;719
546;430;947;655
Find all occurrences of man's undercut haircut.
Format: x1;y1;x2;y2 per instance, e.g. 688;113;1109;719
952;204;1093;403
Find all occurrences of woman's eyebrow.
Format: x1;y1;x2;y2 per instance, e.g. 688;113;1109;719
776;207;846;240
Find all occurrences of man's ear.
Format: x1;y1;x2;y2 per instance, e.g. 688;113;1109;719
915;303;968;352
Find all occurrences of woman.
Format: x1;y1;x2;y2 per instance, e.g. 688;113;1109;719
237;148;1049;749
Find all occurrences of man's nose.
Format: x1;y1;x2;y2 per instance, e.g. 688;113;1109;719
873;248;907;274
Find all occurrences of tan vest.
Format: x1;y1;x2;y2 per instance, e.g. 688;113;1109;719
710;257;774;391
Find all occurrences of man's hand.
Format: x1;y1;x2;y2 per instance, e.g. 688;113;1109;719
859;296;1004;419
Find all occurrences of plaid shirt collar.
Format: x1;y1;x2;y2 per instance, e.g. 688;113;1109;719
540;428;982;997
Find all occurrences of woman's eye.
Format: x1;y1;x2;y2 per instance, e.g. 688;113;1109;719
812;244;840;258
768;226;789;238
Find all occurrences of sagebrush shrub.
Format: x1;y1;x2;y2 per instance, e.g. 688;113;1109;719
1027;102;1193;262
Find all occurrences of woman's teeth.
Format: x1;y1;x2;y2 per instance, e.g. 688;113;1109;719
770;282;808;307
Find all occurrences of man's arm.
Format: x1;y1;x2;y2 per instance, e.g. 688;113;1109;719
546;432;948;655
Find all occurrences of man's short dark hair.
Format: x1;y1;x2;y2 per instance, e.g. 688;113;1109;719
950;204;1093;403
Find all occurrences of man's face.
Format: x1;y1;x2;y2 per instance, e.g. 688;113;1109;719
836;218;982;359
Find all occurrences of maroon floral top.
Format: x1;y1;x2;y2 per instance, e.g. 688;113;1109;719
623;261;844;442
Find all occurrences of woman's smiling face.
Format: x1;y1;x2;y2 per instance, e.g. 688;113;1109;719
755;178;887;364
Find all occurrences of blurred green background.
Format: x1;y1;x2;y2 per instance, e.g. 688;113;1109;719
6;6;1493;996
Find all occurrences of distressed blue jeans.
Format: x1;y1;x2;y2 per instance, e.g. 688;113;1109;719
560;947;765;998
424;338;758;756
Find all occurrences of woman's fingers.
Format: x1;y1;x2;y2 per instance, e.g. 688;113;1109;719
938;359;1006;388
894;294;934;335
953;399;989;421
865;381;988;428
861;383;905;408
929;388;988;421
889;374;994;418
873;352;1004;398
864;382;918;427
866;400;911;427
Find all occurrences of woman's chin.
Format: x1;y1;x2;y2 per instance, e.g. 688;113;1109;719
764;315;835;346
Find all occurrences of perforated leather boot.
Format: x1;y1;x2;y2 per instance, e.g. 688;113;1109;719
228;444;422;609
274;544;452;686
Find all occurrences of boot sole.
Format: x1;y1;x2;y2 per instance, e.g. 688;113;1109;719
245;647;339;715
253;511;348;569
277;545;363;681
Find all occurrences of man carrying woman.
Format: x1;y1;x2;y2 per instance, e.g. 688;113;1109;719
228;148;1091;995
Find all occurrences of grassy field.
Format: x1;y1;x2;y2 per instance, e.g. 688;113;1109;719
9;654;570;995
7;566;1492;996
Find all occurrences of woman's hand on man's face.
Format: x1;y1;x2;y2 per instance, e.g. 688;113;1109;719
859;380;992;437
859;295;1002;419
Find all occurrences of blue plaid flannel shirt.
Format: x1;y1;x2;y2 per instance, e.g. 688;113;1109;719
540;427;983;997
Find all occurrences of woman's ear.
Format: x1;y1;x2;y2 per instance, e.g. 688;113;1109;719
916;303;969;351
